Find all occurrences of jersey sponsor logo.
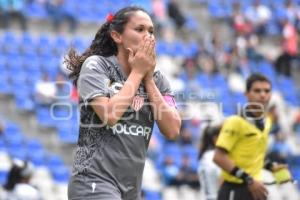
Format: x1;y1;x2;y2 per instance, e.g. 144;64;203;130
131;96;144;111
110;123;151;140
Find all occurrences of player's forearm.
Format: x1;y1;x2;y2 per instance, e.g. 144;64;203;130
144;79;181;139
103;72;143;126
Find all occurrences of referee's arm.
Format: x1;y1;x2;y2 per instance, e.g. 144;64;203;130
213;147;268;200
213;147;235;173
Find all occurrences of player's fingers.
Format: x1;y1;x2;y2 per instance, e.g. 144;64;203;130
142;36;151;51
143;37;152;55
137;36;147;54
149;39;156;58
127;48;134;60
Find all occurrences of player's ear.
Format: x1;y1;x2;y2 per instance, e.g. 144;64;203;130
111;30;122;44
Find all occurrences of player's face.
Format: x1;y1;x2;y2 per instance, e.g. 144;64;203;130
119;11;155;53
246;81;272;110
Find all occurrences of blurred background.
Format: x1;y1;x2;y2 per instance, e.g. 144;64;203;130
0;0;300;199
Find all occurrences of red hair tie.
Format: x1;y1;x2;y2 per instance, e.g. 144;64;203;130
106;13;114;23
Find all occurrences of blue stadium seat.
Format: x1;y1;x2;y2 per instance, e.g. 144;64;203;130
197;73;226;89
3;43;20;56
53;35;69;55
211;73;227;89
69;37;87;53
185;15;199;32
4;122;21;135
0;170;8;185
20;32;37;53
21;32;34;44
144;190;162;200
28;149;46;167
161;143;182;166
15;96;34;111
10;72;27;88
7;146;27;160
51;166;70;183
181;145;199;170
256;60;277;84
232;92;247;105
2;32;18;49
0;75;12;95
0;54;7;70
36;106;55;128
76;4;98;22
5;131;24;147
52;105;72;120
172;41;186;57
26;139;44;152
156;40;168;56
163;143;181;155
208;1;229;18
7;55;24;72
5;133;27;160
57;123;78;143
266;20;281;35
25;138;45;166
0;138;6;151
46;154;65;172
42;60;60;80
37;35;52;55
93;4;109;20
12;84;31;99
129;0;152;12
23;56;42;75
277;76;300;106
25;1;48;19
182;145;198;158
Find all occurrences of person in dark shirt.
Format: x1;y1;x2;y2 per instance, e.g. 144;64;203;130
167;0;186;30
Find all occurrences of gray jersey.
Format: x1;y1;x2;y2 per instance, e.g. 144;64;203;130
68;55;172;200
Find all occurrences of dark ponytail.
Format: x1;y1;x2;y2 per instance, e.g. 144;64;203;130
3;160;33;191
198;124;222;159
65;6;148;85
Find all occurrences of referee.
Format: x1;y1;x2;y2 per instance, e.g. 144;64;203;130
213;73;288;200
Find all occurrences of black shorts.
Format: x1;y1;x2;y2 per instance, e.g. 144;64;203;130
217;181;254;200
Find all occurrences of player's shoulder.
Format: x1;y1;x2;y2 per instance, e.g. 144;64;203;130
225;115;244;124
84;55;110;65
153;70;164;80
82;55;113;71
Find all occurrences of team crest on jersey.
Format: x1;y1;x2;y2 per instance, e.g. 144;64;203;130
131;96;144;111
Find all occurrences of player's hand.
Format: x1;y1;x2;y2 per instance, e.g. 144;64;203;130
272;164;292;184
248;180;268;200
271;163;288;172
143;37;156;83
127;36;156;79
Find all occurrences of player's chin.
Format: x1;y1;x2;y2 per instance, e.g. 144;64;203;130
257;101;268;107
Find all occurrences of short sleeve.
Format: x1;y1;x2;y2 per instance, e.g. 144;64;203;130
153;71;172;95
216;116;241;152
77;56;111;103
